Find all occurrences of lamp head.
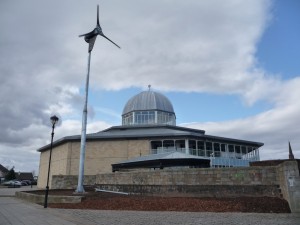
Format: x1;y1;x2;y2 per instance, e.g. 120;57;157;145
50;115;59;126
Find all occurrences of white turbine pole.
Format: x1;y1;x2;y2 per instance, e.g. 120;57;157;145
76;5;120;193
76;52;91;193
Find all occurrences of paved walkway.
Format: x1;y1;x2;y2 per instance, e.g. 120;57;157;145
0;187;299;225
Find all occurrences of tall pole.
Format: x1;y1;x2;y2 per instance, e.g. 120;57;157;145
76;52;91;193
77;5;120;193
44;116;58;208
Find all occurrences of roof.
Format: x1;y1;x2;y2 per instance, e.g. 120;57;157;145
112;151;211;171
122;91;175;115
116;151;208;164
15;172;34;181
37;124;263;152
0;164;9;174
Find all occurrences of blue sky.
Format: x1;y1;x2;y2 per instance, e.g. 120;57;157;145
0;0;299;173
88;0;300;125
257;0;300;78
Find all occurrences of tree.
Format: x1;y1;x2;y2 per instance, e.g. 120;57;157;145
5;167;16;180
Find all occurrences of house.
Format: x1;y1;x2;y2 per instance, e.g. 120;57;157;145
0;164;9;182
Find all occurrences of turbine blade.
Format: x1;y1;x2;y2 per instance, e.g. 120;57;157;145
79;31;92;37
97;5;100;26
100;34;121;48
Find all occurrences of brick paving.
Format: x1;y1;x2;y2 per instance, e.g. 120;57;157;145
0;188;299;225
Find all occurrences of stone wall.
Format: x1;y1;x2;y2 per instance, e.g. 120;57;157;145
95;184;281;198
52;175;96;189
276;161;300;213
51;160;300;212
96;167;278;186
52;166;278;189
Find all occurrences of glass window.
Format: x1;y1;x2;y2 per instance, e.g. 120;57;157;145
221;144;226;152
214;143;220;152
151;141;162;149
228;145;234;152
197;141;205;150
247;146;253;153
241;146;247;154
235;146;241;153
206;142;212;157
206;142;212;150
163;140;175;148
188;140;196;155
123;110;175;126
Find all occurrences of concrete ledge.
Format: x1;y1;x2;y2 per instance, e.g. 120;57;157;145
15;191;83;204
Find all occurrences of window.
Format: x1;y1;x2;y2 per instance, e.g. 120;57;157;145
247;146;253;154
123;110;175;126
163;140;175;150
228;145;234;152
197;141;205;150
188;140;196;155
122;112;133;125
221;144;226;152
235;146;241;154
214;143;220;152
206;142;212;157
241;146;247;154
206;142;212;151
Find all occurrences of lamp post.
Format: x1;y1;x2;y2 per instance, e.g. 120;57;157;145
44;115;59;208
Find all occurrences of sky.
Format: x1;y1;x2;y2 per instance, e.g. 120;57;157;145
0;0;299;174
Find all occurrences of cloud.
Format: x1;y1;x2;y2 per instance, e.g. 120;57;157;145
183;77;300;159
1;0;299;173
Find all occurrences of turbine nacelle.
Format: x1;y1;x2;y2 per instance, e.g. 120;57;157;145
79;5;120;52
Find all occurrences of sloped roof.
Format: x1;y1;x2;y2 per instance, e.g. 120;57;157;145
112;151;210;171
0;164;9;173
116;151;207;164
15;172;34;181
37;124;263;152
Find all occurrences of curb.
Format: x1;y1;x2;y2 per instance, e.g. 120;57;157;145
15;191;83;204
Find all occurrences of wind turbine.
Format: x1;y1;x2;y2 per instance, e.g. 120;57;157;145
79;5;120;52
76;5;120;193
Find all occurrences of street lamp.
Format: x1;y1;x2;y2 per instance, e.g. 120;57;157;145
44;115;59;208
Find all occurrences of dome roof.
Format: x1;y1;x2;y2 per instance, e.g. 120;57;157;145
122;91;175;115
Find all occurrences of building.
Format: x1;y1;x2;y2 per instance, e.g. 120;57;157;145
37;90;263;188
0;164;9;183
15;172;34;181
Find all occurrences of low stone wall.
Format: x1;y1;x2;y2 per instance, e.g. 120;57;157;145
52;175;96;189
96;184;281;198
96;167;278;186
51;167;278;189
276;161;300;213
50;160;300;212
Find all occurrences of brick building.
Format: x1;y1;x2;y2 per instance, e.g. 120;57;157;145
37;90;263;188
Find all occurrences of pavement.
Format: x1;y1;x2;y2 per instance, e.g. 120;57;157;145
0;186;299;225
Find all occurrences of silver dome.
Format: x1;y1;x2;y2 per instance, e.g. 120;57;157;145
122;91;175;115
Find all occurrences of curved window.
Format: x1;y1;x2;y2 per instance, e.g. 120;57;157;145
122;110;176;126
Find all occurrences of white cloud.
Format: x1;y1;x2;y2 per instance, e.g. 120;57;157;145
183;77;300;159
1;0;299;172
